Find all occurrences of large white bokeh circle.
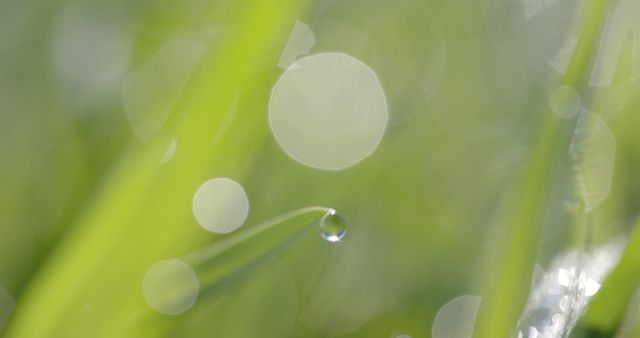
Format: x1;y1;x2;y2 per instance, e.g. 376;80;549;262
269;53;388;170
192;177;249;234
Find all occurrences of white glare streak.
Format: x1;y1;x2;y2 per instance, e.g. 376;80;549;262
515;239;623;337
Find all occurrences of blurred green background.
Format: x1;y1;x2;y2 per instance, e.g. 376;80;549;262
2;0;640;337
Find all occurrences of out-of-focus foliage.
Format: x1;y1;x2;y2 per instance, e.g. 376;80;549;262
2;0;640;337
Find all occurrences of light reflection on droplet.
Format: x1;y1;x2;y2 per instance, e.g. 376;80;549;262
584;278;601;297
0;286;15;332
557;267;573;287
319;208;346;242
269;52;388;170
432;295;481;338
549;86;580;118
123;40;205;140
569;110;616;212
51;1;131;108
430;39;527;139
142;259;199;315
192;177;249;233
278;21;315;69
160;139;177;164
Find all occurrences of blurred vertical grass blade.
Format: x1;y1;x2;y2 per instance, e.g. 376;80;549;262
3;0;309;337
473;1;610;337
576;219;640;335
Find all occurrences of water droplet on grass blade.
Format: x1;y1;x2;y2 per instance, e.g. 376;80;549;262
320;209;346;242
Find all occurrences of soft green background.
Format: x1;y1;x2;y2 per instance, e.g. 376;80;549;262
1;0;640;337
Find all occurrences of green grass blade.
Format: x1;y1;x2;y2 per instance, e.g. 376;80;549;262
576;219;640;335
2;0;309;337
183;207;330;289
473;1;610;337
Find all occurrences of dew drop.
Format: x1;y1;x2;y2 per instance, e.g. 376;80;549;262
320;209;346;242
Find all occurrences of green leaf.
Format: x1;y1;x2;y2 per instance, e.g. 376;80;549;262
473;1;611;337
2;0;310;337
577;219;640;334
